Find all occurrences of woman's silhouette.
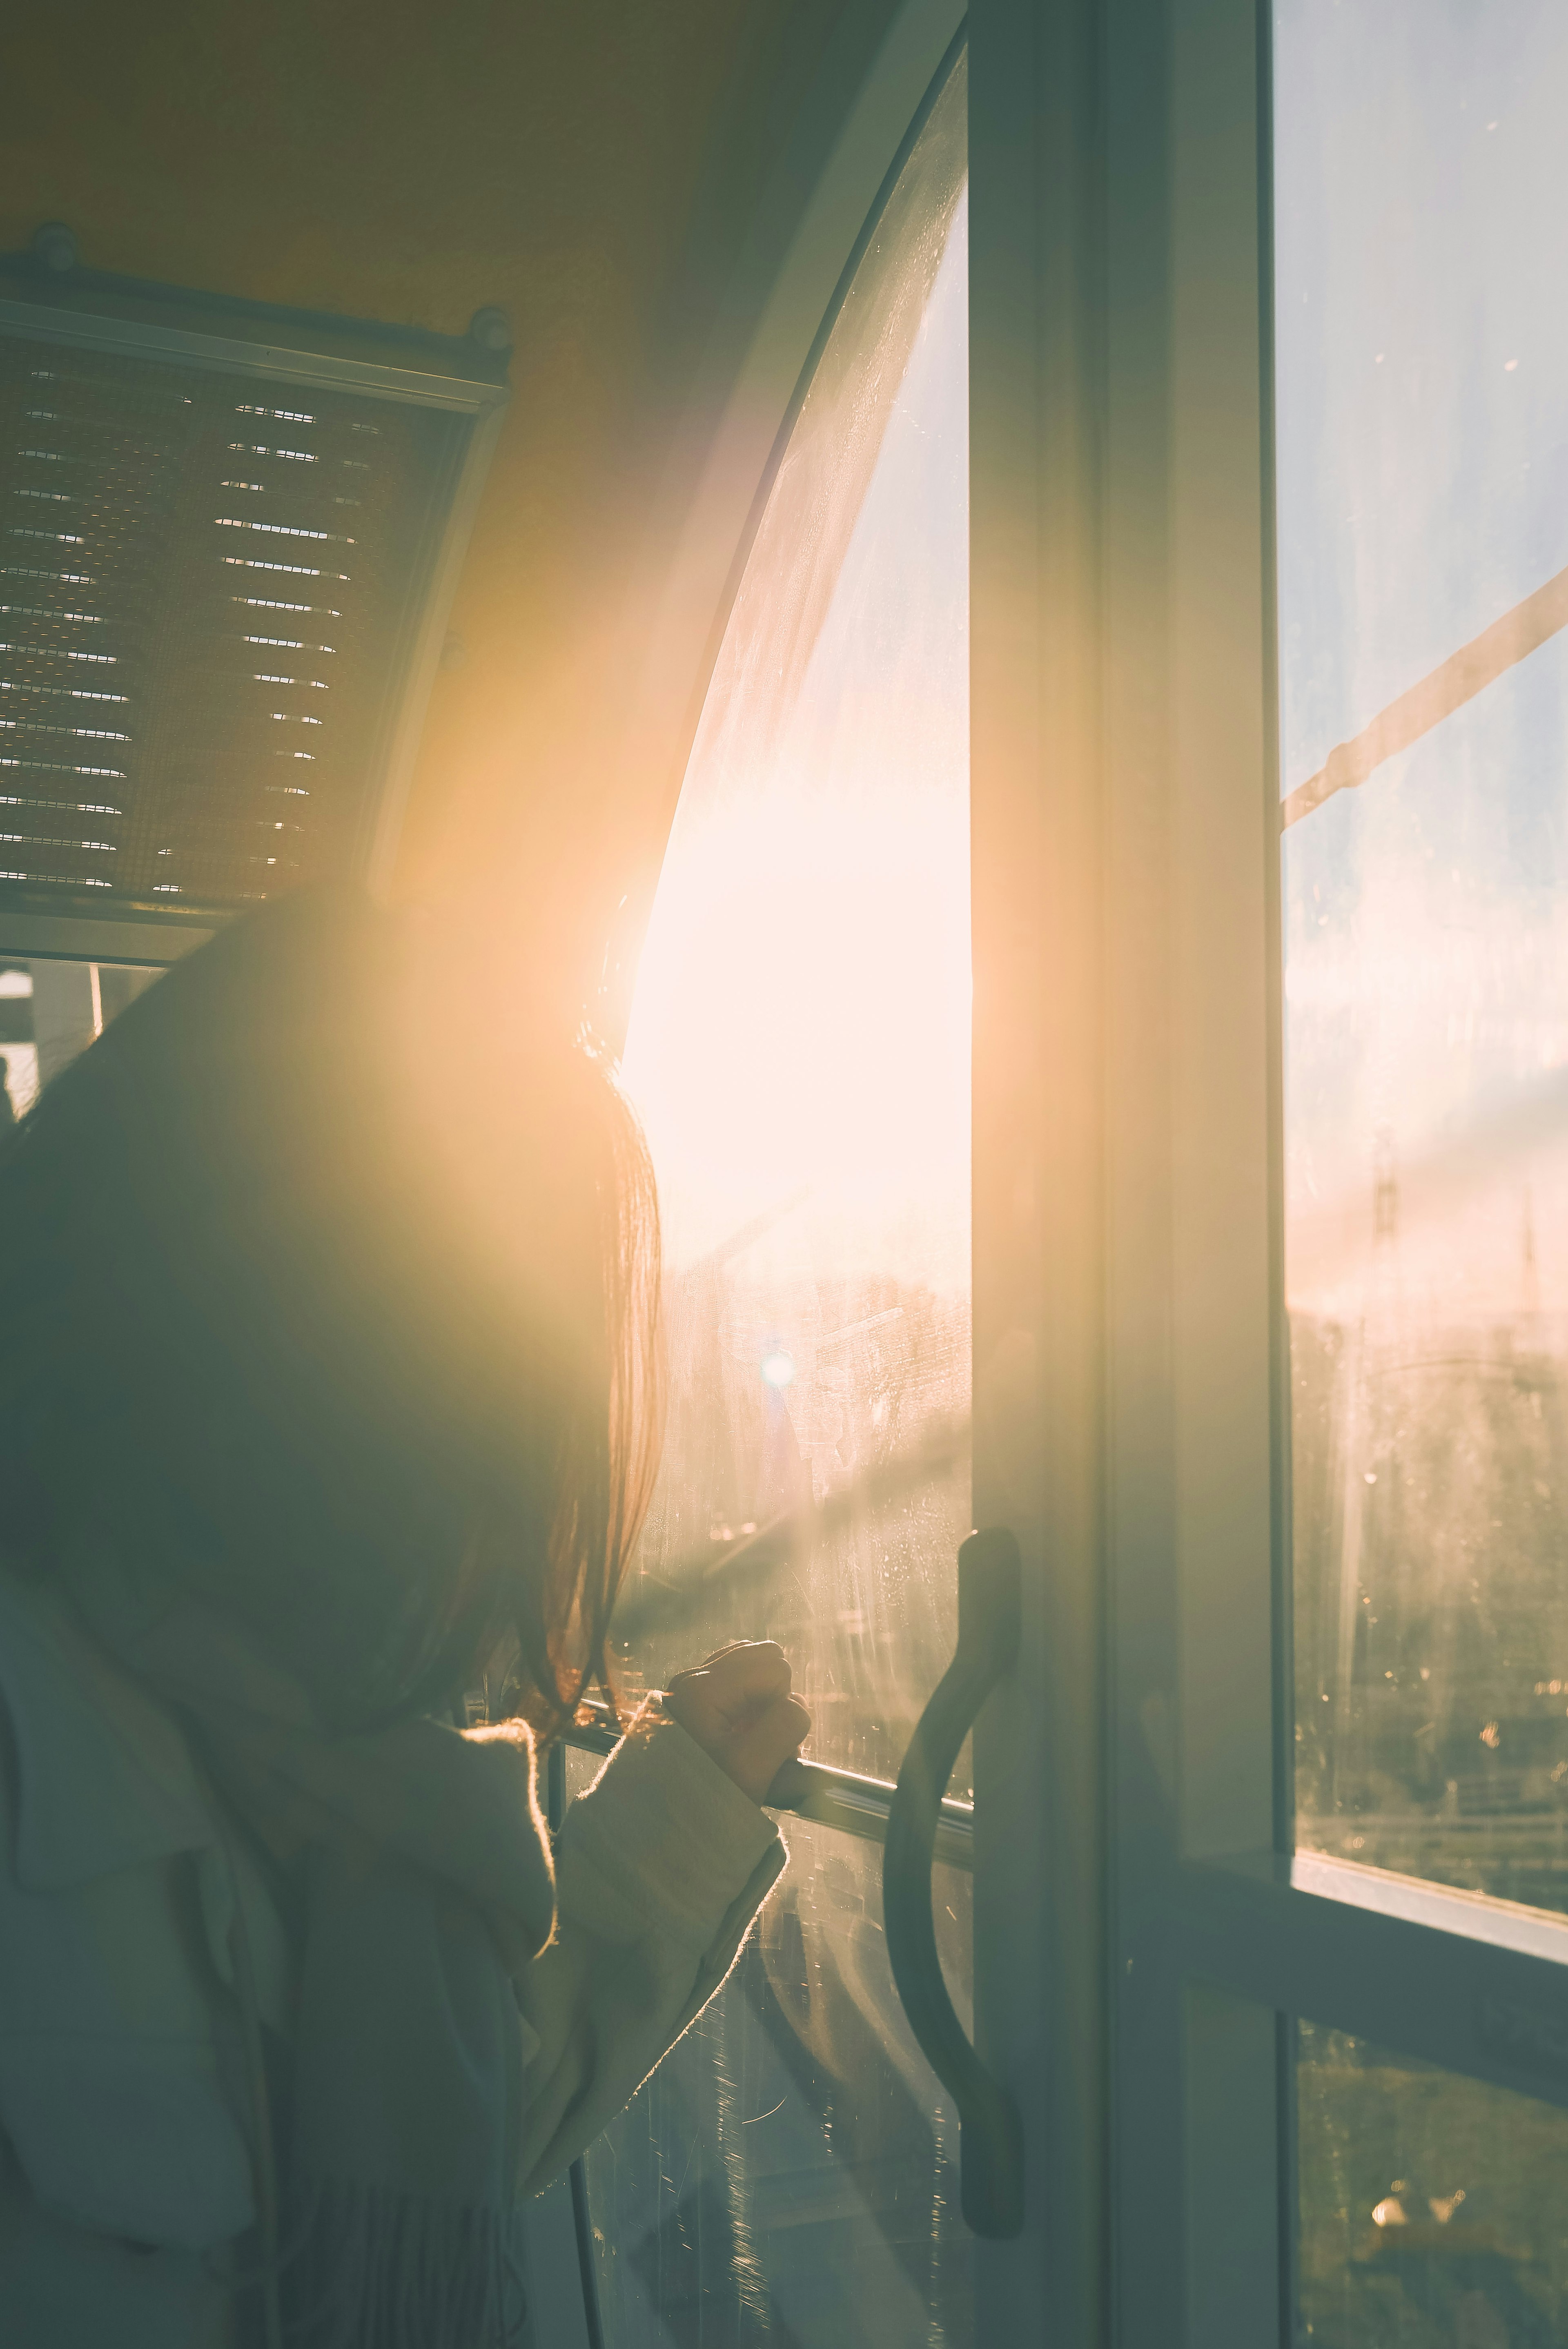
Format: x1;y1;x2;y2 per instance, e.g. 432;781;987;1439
0;885;808;2348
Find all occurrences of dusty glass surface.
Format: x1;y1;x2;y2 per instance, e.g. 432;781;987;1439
617;61;970;1790
1279;2;1568;1912
581;1794;973;2349
588;54;973;2349
1297;2018;1568;2346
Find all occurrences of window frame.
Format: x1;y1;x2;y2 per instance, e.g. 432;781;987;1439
971;0;1568;2341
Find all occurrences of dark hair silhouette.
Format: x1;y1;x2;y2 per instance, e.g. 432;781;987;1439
0;886;662;1736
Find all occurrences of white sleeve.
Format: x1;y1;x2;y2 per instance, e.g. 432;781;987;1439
512;1699;786;2197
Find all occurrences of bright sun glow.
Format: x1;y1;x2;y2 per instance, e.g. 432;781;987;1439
622;192;970;1291
624;780;970;1275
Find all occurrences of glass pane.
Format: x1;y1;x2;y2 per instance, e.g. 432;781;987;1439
618;64;969;1786
581;1784;974;2349
0;956;160;1114
588;55;971;2349
1297;2017;1568;2345
1278;3;1568;1911
0;960;35;1119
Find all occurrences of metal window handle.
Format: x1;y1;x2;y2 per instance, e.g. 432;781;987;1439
882;1525;1025;2240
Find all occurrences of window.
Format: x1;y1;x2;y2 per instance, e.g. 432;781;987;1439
953;0;1568;2337
1281;0;1568;1921
0;954;160;1113
1278;4;1568;2336
1297;2019;1568;2342
581;52;972;2348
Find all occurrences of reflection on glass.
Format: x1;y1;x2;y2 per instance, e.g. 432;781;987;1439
596;54;971;2348
1297;2019;1568;2346
1279;2;1568;1909
583;1800;974;2349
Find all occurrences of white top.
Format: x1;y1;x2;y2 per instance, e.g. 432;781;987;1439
0;1567;786;2347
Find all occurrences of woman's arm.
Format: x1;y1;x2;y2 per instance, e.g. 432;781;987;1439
512;1644;809;2196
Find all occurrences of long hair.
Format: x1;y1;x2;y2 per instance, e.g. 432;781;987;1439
0;886;662;1736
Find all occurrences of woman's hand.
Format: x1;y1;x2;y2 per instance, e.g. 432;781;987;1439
664;1641;811;1807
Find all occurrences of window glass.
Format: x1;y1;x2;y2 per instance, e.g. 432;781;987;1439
576;1754;974;2349
0;960;35;1116
0;955;160;1114
1278;0;1568;1914
1297;2017;1568;2345
588;53;971;2346
618;63;969;1786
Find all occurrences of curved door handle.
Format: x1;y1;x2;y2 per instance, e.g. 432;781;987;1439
882;1526;1024;2239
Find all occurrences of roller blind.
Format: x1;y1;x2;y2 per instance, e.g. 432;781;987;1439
0;262;506;950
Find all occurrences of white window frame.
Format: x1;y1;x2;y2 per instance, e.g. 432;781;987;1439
971;1;1568;2341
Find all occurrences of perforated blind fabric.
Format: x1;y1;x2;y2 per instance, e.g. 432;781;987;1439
0;337;457;917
